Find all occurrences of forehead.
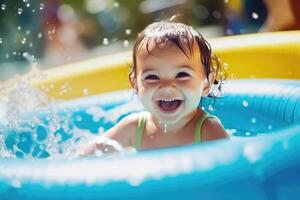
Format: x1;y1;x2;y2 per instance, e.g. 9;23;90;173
136;37;201;64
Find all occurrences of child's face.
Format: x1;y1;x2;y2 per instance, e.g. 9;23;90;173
133;40;210;125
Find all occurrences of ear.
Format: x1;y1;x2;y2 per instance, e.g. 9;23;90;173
130;76;138;93
202;71;216;97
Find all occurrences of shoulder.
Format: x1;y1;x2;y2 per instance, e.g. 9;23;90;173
201;116;229;141
104;112;142;147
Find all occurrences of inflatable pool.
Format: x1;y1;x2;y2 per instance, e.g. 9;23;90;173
0;31;300;200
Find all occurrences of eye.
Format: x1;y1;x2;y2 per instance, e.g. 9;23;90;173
144;74;159;80
176;72;191;79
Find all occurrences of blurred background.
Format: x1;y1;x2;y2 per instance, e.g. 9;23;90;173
0;0;299;81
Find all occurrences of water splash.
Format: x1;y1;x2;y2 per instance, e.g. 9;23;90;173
0;131;14;158
0;52;50;158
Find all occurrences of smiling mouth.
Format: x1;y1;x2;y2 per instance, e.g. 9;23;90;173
156;99;182;112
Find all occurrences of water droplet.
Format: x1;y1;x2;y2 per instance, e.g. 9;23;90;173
17;26;21;31
33;133;38;140
83;89;89;96
17;8;23;15
39;3;44;10
164;124;167;133
5;53;9;58
102;38;109;45
123;40;129;47
98;127;105;133
23;0;28;2
38;32;42;38
13;51;17;55
226;129;236;135
26;3;30;7
114;2;119;7
26;30;30;35
0;38;2;44
245;132;251;136
223;62;229;69
56;134;62;142
242;100;249;107
125;29;131;35
208;104;214;111
22;52;36;63
1;4;6;10
32;9;35;13
268;125;272;130
21;38;27;44
252;12;259;19
251;117;256;124
29;43;33;47
230;73;236;79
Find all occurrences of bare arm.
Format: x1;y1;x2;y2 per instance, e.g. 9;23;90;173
81;113;140;156
202;118;229;141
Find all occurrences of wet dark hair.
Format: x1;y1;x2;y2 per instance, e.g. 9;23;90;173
130;18;226;97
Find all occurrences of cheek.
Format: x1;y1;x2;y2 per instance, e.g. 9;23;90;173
137;80;157;93
181;81;205;106
179;79;204;94
136;82;154;101
138;89;154;112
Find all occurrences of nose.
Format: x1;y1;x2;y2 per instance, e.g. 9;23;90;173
158;80;176;94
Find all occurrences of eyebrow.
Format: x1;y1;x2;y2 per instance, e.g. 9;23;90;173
141;65;194;74
178;65;194;71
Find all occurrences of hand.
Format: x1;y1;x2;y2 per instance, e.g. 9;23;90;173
79;136;125;157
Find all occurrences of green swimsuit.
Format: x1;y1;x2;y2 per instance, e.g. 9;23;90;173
134;112;220;150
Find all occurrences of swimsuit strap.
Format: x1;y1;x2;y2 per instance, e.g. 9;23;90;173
135;113;147;150
194;113;221;143
135;112;222;149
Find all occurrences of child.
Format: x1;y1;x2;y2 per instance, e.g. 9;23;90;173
82;19;228;156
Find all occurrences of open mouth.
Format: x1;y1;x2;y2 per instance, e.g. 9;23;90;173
156;99;182;112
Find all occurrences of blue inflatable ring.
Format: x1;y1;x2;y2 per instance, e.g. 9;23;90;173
0;79;300;200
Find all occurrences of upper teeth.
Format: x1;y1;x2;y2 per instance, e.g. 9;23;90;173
161;99;176;102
